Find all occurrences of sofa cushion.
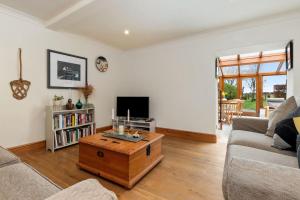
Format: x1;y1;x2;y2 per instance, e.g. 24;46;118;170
0;163;60;200
273;117;300;151
222;144;298;200
228;145;298;168
45;179;117;200
229;130;296;156
226;157;300;200
266;96;297;137
0;146;20;168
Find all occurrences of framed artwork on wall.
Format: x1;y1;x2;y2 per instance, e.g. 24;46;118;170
285;40;293;71
47;49;87;89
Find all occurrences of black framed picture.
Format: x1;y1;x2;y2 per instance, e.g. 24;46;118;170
47;49;87;89
285;40;293;71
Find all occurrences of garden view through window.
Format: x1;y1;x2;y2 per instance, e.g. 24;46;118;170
217;49;287;127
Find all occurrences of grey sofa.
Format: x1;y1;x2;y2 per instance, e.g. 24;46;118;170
223;117;300;200
0;146;118;200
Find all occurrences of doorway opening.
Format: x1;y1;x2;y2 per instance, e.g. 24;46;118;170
217;49;287;130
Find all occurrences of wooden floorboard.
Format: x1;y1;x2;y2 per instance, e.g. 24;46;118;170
14;136;226;200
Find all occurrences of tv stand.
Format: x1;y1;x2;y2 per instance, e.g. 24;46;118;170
115;118;156;132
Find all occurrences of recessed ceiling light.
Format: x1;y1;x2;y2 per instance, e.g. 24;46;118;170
124;29;130;35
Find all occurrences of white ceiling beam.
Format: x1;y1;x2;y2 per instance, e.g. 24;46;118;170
45;0;95;29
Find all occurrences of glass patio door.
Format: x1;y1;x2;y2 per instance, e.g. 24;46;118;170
241;78;257;115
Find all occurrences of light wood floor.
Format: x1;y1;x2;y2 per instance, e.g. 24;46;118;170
15;136;226;200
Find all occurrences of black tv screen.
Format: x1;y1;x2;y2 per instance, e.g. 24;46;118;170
117;97;149;119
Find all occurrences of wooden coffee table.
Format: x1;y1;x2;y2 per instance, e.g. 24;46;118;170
77;132;164;189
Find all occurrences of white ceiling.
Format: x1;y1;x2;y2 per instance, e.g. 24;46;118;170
0;0;82;20
1;0;300;49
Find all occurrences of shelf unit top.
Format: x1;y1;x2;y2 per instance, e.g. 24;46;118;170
51;107;95;114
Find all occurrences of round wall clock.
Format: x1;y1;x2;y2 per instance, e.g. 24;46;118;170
96;56;108;72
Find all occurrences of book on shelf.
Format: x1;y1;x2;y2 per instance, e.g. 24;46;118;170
54;125;95;148
53;113;94;129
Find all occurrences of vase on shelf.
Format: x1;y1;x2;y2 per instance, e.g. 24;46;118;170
52;100;62;111
76;99;83;109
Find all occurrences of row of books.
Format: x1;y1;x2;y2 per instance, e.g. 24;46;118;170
53;113;93;129
54;125;95;148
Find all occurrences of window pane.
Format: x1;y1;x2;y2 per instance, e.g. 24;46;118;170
224;79;237;100
263;75;287;107
263;75;287;97
222;66;238;75
280;62;287;72
240;64;257;74
263;49;285;55
259;62;280;73
241;78;256;112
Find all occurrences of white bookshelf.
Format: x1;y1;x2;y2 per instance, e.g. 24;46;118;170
46;105;96;152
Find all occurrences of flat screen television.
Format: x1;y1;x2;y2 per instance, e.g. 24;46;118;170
117;97;149;119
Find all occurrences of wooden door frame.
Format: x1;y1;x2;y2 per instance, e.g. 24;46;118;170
220;76;260;117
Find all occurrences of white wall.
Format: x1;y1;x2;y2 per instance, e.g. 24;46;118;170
2;6;300;147
0;7;123;148
121;13;300;135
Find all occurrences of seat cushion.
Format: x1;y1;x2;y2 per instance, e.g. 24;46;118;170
229;130;296;156
0;146;20;168
45;179;118;200
0;163;60;200
228;145;298;168
223;144;298;200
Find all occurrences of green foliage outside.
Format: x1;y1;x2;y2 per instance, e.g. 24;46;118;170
243;99;256;111
243;99;267;111
224;83;237;100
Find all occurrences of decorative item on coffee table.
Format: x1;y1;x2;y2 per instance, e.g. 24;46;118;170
103;129;145;142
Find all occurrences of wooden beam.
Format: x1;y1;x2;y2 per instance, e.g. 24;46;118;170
46;0;96;29
222;71;286;79
219;53;286;67
276;62;284;72
256;51;263;75
257;75;263;112
237;54;240;77
220;67;224;77
237;77;242;99
217;58;224;77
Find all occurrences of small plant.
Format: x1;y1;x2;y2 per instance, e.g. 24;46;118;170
53;95;64;101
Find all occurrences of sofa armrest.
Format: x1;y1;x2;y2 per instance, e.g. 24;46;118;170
226;157;300;200
232;117;268;133
45;179;118;200
0;146;20;168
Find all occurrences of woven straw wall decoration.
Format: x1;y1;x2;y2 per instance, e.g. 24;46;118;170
10;48;31;100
